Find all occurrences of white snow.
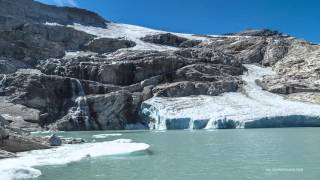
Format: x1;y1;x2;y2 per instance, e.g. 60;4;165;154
0;139;150;180
68;22;178;51
44;21;247;53
143;64;320;130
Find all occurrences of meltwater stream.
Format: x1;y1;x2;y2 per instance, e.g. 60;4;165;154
2;129;318;180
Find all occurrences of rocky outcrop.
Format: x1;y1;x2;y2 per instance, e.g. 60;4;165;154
152;63;243;97
141;33;201;47
0;114;50;156
0;0;107;27
56;90;142;130
225;29;283;37
82;38;136;54
38;50;187;86
153;80;241;97
260;39;320;102
0;23;95;67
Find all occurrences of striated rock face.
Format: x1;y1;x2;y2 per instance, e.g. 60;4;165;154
1;0;320;131
56;90;140;130
260;40;320;98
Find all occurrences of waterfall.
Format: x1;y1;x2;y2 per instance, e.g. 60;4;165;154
69;78;91;130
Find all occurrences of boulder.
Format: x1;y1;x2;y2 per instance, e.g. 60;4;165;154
0;133;50;152
48;134;62;146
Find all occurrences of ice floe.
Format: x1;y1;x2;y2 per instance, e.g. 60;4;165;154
0;139;150;180
92;133;123;139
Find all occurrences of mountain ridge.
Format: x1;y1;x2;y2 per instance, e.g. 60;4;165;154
0;0;319;134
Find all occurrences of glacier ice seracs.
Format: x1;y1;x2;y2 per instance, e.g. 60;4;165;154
142;64;320;130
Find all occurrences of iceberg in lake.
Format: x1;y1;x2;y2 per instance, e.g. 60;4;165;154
142;65;320;130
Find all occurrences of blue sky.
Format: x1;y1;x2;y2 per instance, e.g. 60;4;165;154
38;0;320;43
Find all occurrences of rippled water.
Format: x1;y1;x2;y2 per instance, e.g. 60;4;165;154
31;128;320;180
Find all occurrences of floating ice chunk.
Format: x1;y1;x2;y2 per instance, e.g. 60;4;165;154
92;133;123;139
0;139;150;180
0;167;42;180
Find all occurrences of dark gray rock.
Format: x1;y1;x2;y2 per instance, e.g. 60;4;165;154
0;29;65;66
48;134;62;146
86;91;139;130
82;38;136;54
0;115;7;127
0;60;18;74
225;29;283;37
0;0;107;27
2;72;86;125
0;127;9;140
173;63;244;82
21;23;95;50
56;90;140;130
141;33;201;47
153;80;240;97
0;133;50;152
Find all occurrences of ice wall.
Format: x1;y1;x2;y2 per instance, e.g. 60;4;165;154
142;65;320;130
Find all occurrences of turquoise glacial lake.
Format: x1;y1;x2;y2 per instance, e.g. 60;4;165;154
34;128;320;180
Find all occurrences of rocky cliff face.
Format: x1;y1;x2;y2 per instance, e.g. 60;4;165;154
0;0;320;132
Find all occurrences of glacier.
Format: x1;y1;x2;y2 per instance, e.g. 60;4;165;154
44;22;320;130
142;64;320;130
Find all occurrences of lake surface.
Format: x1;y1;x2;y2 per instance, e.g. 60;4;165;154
34;128;320;180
